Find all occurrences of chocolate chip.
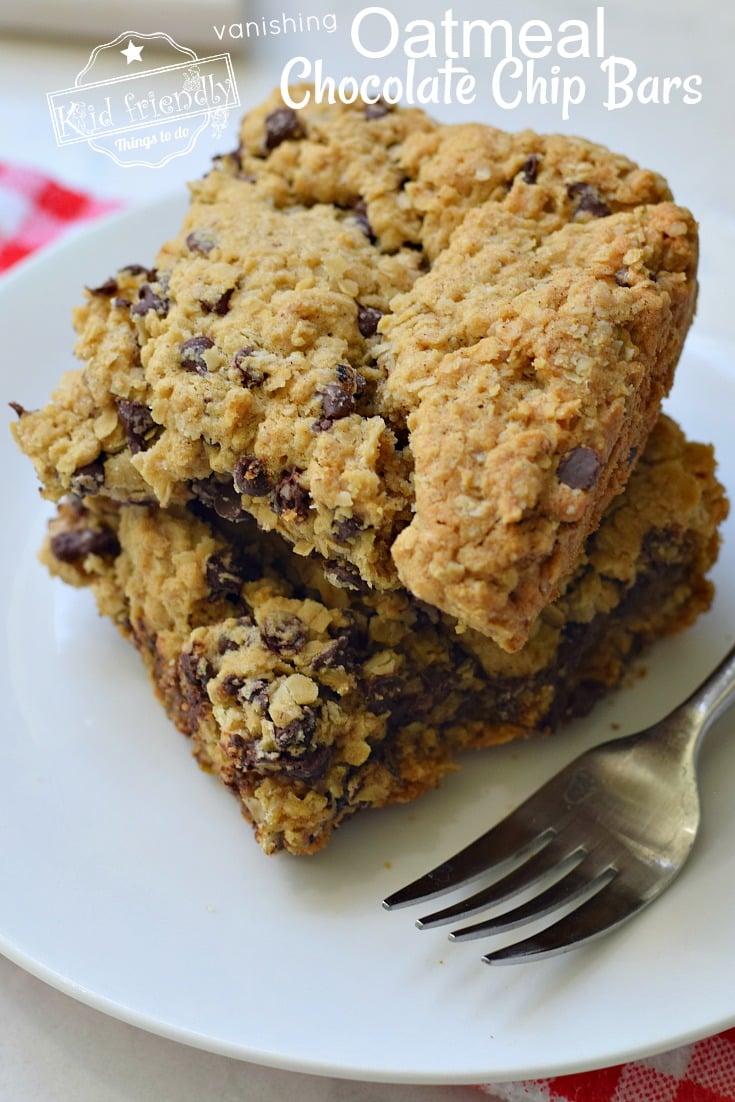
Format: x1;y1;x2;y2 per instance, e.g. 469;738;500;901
277;744;331;783
478;675;529;726
205;552;243;601
69;458;105;497
190;475;246;521
271;470;310;522
180;335;215;374
357;304;383;338
114;398;158;454
336;363;366;392
87;277;118;296
224;731;248;764
332;516;363;543
231;347;264;387
566;182;612;218
221;674;244;696
520;154;540;184
220;675;270;712
264;106;305;151
267;709;330;780
274;707;318;751
244;713;328;781
615;268;632;287
237;365;264;387
50;526;120;563
186;231;216;255
232;345;254;362
200;288;234;316
179;651;214;689
315;364;368;430
323;559;370;593
261;615;307;655
243;678;270;711
120;263;150;277
364;99;391;119
310;635;357;671
215;142;244;169
363;675;405;715
641;527;685;567
233;455;273;497
266;708;332;781
328;614;366;647
131;283;170;317
9;400;28;418
320;383;356;422
111;297;131;309
352;198;376;243
557;446;601;490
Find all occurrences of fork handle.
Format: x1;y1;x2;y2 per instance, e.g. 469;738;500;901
677;641;735;751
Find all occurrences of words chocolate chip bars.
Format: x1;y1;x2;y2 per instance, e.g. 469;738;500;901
11;89;726;854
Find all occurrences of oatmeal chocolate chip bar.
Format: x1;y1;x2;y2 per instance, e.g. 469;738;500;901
11;89;698;651
41;416;726;855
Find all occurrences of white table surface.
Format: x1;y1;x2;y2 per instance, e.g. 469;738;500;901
1;4;732;1098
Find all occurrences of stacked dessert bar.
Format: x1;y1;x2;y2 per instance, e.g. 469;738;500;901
11;90;727;854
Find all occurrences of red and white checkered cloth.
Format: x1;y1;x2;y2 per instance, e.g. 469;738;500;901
3;163;735;1102
0;162;119;271
479;1027;735;1101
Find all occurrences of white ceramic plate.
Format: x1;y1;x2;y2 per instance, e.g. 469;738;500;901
1;199;734;1085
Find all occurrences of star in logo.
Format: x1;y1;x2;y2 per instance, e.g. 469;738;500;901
120;40;144;64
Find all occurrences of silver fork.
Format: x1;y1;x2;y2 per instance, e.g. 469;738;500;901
383;642;735;965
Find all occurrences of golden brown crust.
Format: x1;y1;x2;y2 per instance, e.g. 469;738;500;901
12;89;698;649
385;201;698;648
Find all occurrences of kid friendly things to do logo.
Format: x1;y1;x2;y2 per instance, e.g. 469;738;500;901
215;4;702;123
47;31;240;168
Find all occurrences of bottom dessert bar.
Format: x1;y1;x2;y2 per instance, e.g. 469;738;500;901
42;415;726;856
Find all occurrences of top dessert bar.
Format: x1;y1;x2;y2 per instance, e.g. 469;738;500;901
12;89;699;650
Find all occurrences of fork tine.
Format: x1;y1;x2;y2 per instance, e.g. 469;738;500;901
482;877;645;964
416;840;583;929
382;817;557;910
450;859;616;941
